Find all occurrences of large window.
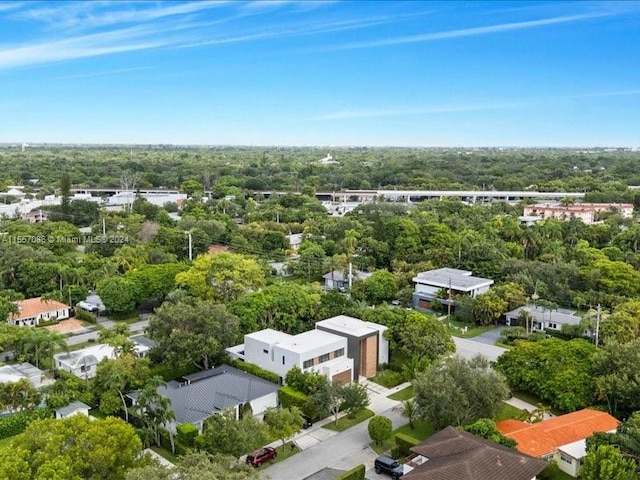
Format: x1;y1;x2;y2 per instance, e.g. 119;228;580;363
303;359;313;369
334;348;345;357
559;453;573;465
319;353;330;363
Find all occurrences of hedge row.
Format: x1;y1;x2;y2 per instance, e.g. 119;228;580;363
228;359;279;384
0;408;53;439
278;386;308;410
150;363;200;382
74;308;97;324
395;433;420;457
335;464;365;480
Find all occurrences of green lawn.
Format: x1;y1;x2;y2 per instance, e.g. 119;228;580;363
255;442;300;470
0;436;17;450
494;402;525;422
323;408;375;432
444;319;497;338
388;385;414;401
371;419;434;455
150;446;180;464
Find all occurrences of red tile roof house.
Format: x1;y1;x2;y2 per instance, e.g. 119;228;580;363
497;409;619;478
8;297;71;327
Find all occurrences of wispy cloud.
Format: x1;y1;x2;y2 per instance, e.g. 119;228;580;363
54;66;154;80
311;90;640;121
308;12;613;52
0;2;25;13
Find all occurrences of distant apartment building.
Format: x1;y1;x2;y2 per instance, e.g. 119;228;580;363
227;328;353;384
523;203;633;225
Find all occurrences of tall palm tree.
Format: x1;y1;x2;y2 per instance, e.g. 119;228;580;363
135;376;175;448
400;399;418;430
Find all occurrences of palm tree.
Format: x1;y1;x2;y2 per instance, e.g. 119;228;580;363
20;329;66;369
98;323;134;358
104;370;131;422
135;376;176;448
400;399;418;430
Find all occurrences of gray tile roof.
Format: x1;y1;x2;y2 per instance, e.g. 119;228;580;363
406;427;547;480
56;401;91;417
128;364;278;425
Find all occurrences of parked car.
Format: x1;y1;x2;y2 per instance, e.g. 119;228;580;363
76;301;99;313
246;447;277;467
302;414;313;429
374;455;404;479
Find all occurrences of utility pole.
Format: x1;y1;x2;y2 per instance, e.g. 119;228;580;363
102;217;106;235
447;278;452;319
595;304;601;347
185;231;193;261
348;262;353;289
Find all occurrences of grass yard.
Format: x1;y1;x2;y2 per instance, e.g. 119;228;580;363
371;419;434;455
494;402;525;422
255;442;300;470
150;446;180;464
388;385;414;401
323;408;375;432
444;319;496;338
0;436;17;450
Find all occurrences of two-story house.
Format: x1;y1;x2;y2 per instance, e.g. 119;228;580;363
227;328;354;384
412;267;494;312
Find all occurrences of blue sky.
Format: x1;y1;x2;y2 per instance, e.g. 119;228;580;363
1;0;639;147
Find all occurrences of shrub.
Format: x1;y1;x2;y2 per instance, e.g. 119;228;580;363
150;363;199;382
0;408;53;439
278;386;308;410
176;423;199;447
368;415;393;446
537;461;562;480
36;318;60;327
335;464;365;480
395;433;420;457
371;369;404;388
228;359;279;384
74;308;97;323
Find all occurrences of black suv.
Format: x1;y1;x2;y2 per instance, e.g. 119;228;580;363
374;455;404;479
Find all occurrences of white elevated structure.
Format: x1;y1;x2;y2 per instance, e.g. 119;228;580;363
53;344;116;379
227;328;353;384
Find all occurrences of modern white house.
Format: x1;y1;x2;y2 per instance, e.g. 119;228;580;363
505;304;582;332
412;267;494;311
8;297;71;327
316;315;389;379
227;328;354;384
53;344;116;379
127;364;279;434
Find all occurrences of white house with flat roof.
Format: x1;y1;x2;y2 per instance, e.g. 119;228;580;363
412;267;494;311
315;315;388;379
226;328;353;384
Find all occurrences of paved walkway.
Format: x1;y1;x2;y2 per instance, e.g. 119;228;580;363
505;396;538;412
469;326;506;345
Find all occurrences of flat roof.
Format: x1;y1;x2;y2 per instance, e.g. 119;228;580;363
245;328;292;345
316;315;387;338
413;268;494;291
246;328;344;353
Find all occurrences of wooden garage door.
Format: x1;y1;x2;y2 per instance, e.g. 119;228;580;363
332;369;352;384
418;299;431;309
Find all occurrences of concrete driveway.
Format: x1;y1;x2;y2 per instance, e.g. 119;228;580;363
469;326;506;345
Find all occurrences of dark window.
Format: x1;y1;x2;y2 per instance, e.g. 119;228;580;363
263;349;268;354
282;355;285;365
334;348;344;357
319;353;330;363
303;359;313;368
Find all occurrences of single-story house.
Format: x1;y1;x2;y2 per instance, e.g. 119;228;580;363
323;269;372;291
0;362;52;389
315;315;388;379
127;364;279;434
227;328;353;385
8;297;71;327
130;335;157;357
53;344;116;379
403;426;547;480
505;304;582;332
55;401;91;419
497;409;619;477
412;268;494;312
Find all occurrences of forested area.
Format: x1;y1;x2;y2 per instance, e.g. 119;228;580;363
2;146;640;476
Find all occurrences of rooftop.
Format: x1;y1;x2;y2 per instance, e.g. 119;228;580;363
0;362;48;388
56;400;90;417
497;409;620;457
322;270;372;282
12;297;69;320
505;304;581;326
128;364;278;425
53;344;115;368
405;426;547;480
316;315;387;338
413;268;494;291
246;328;344;353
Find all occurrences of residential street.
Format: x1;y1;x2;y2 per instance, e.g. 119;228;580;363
452;336;506;362
65;318;150;345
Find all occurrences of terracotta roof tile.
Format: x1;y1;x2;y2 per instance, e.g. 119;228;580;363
13;297;69;320
496;409;619;457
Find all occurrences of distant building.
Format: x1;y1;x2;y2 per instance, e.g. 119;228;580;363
412;268;494;312
323;269;372;291
285;233;304;250
23;209;49;223
55;401;91;420
0;362;52;389
8;297;70;327
227;328;353;385
523;203;633;225
505;304;582;332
